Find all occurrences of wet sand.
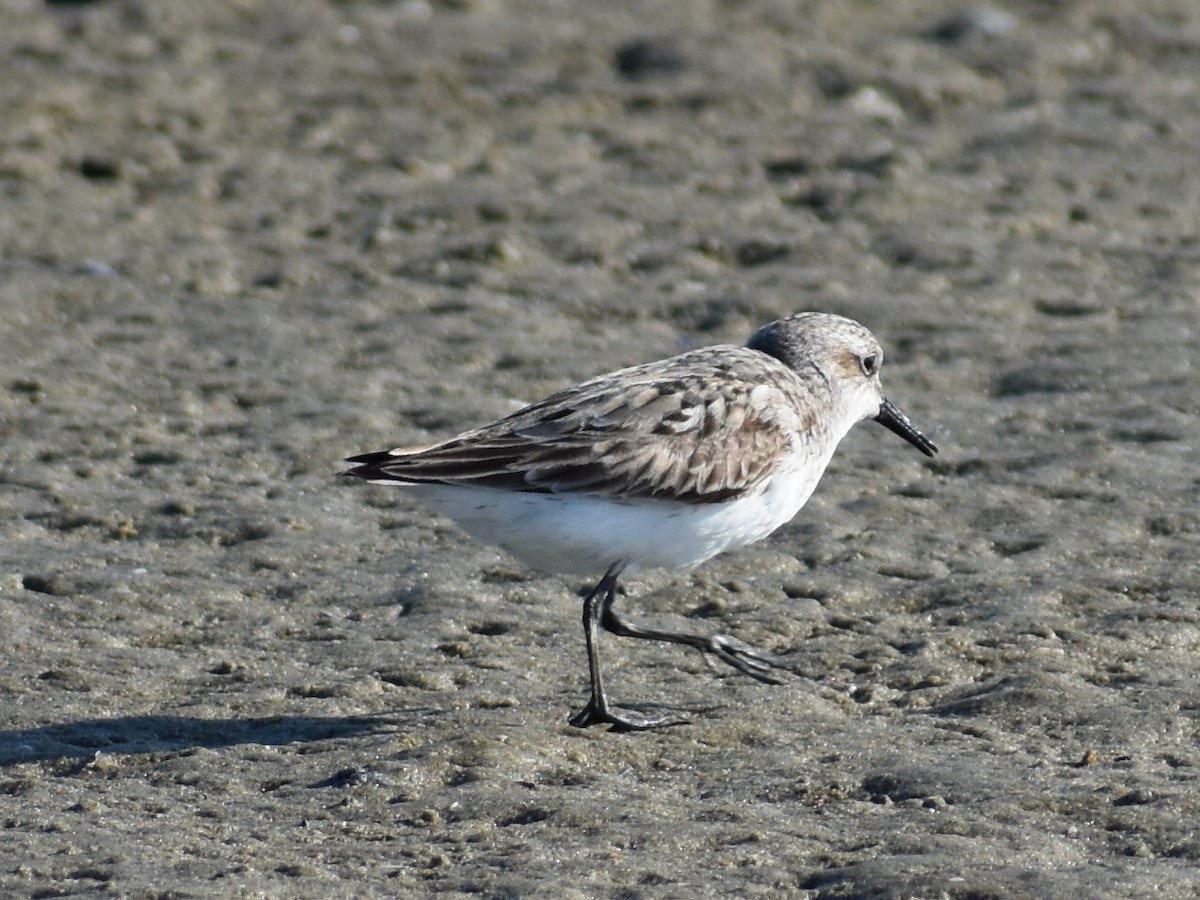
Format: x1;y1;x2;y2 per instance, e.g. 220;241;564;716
2;1;1199;896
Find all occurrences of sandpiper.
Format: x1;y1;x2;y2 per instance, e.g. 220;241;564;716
344;312;937;730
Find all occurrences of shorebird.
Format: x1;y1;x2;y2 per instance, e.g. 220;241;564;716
344;312;937;730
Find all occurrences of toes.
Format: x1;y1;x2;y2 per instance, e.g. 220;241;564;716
569;702;686;731
707;635;786;683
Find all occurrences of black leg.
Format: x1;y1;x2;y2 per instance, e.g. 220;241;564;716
568;563;682;732
599;590;785;685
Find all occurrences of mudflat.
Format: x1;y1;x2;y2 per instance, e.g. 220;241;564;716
2;2;1198;897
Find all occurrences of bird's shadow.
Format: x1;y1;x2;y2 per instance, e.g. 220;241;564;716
0;710;437;767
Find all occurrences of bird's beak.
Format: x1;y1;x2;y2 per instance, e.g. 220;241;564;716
875;398;938;457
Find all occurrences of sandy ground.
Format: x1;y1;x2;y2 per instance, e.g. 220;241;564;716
2;0;1200;896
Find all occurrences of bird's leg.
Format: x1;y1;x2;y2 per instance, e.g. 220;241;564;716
599;591;785;685
568;563;682;731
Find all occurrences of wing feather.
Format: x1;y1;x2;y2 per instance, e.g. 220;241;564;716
343;347;816;504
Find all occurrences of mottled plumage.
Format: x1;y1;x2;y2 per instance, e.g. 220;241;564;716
344;312;937;730
346;346;818;504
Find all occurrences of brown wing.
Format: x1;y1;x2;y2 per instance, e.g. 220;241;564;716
344;347;815;504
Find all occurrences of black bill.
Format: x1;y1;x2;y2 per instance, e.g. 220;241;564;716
875;398;938;457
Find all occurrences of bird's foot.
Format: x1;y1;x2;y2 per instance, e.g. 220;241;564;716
568;699;687;732
703;634;786;684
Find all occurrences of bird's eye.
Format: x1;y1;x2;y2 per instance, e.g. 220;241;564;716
859;354;879;377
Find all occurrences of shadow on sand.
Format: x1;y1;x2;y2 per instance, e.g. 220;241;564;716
0;711;438;766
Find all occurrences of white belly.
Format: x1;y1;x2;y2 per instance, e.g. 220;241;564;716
402;455;828;575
